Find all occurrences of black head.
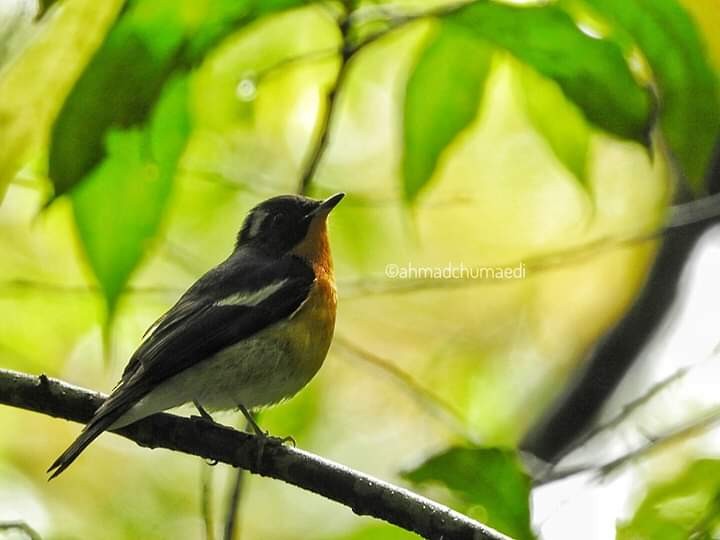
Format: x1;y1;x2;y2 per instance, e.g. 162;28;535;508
237;193;344;256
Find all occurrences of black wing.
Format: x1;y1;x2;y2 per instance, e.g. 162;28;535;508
121;248;314;383
48;249;314;478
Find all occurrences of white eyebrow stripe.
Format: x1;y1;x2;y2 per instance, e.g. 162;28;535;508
216;279;289;307
247;209;267;238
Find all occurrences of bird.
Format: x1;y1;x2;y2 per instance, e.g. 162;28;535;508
48;192;345;479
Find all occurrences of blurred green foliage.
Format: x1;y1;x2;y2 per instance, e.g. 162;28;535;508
0;0;718;538
617;459;720;539
403;447;533;540
447;2;652;144
578;0;720;193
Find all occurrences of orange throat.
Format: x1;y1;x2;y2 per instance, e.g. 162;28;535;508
291;216;334;281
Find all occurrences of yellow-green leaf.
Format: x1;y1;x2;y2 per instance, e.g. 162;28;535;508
71;76;190;315
448;2;652;145
402;21;493;202
579;0;720;193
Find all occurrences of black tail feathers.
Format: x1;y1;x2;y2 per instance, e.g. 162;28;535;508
47;413;117;480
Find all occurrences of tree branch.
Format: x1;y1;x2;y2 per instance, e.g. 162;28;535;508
0;368;510;540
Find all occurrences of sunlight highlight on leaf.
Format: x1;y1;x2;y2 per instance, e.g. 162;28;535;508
618;459;720;539
0;0;123;203
579;0;720;193
516;63;592;188
402;21;493;202
447;2;652;145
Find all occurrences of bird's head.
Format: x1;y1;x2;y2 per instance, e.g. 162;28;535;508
237;193;345;259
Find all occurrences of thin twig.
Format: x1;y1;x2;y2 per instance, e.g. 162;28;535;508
335;336;476;441
223;470;245;540
0;369;510;540
545;365;692;469
538;405;720;485
346;0;474;55
297;7;356;195
253;47;340;85
599;407;720;477
223;417;251;540
202;463;216;540
3;188;720;302
4;188;720;302
0;279;182;297
534;344;720;485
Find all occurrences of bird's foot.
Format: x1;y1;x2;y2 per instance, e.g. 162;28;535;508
237;404;295;469
250;430;295;470
254;430;296;447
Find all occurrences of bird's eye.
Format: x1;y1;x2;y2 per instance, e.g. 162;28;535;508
271;214;286;229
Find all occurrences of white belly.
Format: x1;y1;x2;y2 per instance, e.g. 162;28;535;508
112;323;319;428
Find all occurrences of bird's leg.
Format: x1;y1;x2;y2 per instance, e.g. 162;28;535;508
237;403;264;436
193;400;217;423
192;401;219;465
237;404;295;470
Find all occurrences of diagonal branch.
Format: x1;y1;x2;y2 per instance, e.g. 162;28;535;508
0;368;510;540
297;11;354;195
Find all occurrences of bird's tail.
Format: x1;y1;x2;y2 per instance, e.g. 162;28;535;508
47;411;119;480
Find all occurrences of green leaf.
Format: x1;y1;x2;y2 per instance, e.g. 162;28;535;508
327;524;419;540
402;446;534;540
0;0;123;203
517;63;592;186
71;76;190;314
447;2;652;145
49;1;184;198
402;21;493;201
50;0;307;312
49;0;307;197
618;459;720;540
577;0;720;193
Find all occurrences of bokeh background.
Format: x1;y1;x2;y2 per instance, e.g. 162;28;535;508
1;0;719;539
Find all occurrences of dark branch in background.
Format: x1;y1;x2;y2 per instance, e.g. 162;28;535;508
0;369;509;540
522;135;720;462
223;417;251;540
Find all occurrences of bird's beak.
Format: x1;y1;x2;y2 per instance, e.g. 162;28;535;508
308;192;345;218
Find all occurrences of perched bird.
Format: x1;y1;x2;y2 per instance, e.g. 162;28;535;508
48;192;344;478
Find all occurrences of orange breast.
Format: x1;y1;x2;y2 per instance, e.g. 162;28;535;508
286;214;337;382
